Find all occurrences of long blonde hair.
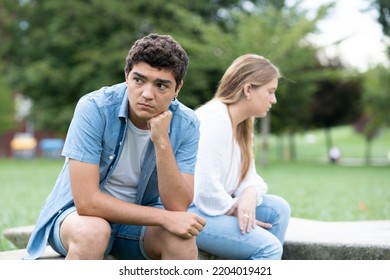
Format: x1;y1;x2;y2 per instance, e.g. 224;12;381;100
214;54;280;183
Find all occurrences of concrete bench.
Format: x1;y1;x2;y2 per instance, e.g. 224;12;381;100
1;217;390;260
282;218;390;260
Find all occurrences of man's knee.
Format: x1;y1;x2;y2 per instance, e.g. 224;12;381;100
61;214;111;256
144;227;198;259
163;234;198;259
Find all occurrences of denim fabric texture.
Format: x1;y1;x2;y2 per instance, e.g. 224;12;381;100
189;194;290;260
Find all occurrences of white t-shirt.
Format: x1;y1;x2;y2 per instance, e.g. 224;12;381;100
102;120;150;203
194;100;268;216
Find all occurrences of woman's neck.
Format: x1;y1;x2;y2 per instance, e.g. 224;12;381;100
227;101;247;139
227;102;247;129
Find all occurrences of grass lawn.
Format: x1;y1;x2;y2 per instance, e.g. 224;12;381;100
0;125;389;251
253;125;390;220
259;125;390;163
0;158;62;251
259;162;390;221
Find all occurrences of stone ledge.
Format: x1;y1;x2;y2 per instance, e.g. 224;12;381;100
0;246;61;260
2;217;390;260
283;241;390;260
3;225;35;250
0;246;217;260
282;218;390;260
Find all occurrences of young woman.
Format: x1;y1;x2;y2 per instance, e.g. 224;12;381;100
189;54;290;260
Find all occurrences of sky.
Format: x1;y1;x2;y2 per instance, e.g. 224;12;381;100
291;0;389;71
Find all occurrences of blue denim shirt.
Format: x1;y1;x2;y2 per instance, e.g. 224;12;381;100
24;82;200;260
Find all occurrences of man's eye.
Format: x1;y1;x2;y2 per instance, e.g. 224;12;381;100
134;77;143;84
158;83;168;91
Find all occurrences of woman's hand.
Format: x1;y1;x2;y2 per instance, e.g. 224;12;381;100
226;187;272;234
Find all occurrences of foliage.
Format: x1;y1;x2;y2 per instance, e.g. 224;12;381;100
309;69;363;130
0;0;19;133
181;2;335;134
352;64;390;163
370;0;390;60
371;0;390;37
0;0;361;139
362;65;390;126
0;0;246;132
0;76;15;133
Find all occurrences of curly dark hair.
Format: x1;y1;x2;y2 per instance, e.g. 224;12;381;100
124;33;189;90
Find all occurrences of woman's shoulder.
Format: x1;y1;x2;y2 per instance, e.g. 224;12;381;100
196;100;228;119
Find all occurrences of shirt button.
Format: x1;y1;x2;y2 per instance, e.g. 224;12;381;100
109;155;114;160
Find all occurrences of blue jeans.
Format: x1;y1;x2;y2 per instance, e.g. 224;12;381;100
189;194;290;260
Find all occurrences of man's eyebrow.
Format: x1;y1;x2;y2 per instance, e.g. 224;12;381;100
132;71;147;79
156;78;172;85
132;71;173;85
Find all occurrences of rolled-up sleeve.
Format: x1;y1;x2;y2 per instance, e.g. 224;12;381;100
233;160;268;206
62;96;105;164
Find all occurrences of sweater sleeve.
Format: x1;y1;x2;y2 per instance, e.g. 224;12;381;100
233;159;268;206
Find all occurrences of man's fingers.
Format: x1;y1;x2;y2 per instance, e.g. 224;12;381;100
195;216;206;232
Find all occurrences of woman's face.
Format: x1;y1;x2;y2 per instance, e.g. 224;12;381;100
248;77;278;118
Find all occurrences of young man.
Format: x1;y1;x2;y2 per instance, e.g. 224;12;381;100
25;33;206;260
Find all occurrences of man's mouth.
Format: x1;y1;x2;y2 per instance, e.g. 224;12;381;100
138;102;153;109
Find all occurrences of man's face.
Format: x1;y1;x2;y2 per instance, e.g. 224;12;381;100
126;62;182;129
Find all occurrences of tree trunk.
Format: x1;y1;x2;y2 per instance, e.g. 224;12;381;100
260;115;270;167
288;132;296;161
324;128;333;163
277;135;284;161
365;137;372;165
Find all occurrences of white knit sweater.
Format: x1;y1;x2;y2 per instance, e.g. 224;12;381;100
193;100;268;216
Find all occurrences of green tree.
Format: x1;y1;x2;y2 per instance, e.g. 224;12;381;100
2;1;141;133
357;65;390;164
371;0;390;37
0;75;15;134
226;3;333;161
0;0;245;133
0;0;335;142
309;59;363;162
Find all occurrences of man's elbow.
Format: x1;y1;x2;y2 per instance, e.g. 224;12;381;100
163;197;192;211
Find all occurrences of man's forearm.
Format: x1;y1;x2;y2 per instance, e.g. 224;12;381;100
154;141;193;211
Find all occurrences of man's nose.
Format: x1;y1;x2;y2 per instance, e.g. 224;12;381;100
141;84;154;100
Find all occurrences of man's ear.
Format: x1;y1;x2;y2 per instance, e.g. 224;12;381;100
175;80;184;95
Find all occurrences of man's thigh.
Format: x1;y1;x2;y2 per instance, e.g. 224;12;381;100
48;206;77;256
48;206;148;259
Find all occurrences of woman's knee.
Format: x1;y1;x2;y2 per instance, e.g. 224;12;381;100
279;197;291;217
251;239;283;260
269;195;291;216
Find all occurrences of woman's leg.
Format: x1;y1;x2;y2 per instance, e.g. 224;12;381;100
189;206;283;260
255;194;291;244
